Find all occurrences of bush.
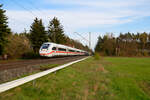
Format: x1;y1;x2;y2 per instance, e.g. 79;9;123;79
143;51;149;57
5;34;33;59
22;51;41;59
94;52;100;60
136;52;143;57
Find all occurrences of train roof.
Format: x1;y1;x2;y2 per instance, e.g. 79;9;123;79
43;42;86;52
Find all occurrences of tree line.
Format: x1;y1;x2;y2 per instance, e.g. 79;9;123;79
0;4;90;59
95;32;150;56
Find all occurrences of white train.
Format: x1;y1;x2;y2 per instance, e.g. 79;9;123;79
39;42;88;57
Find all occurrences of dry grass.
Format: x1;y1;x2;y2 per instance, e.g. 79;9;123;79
139;81;150;96
1;57;150;100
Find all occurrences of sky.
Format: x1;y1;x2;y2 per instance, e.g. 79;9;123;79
1;0;150;50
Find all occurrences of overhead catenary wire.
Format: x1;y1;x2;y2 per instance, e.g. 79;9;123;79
0;0;31;33
7;0;37;17
14;0;48;18
6;0;52;30
70;32;89;46
2;0;48;18
26;0;48;16
74;32;89;42
1;0;50;33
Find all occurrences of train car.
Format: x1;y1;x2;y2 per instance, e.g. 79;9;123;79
39;42;88;57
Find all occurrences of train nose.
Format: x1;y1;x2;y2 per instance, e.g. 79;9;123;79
39;49;49;56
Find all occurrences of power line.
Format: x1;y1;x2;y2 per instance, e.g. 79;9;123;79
1;0;50;33
26;0;48;16
2;0;46;18
5;0;49;26
73;32;89;46
0;0;31;33
74;32;89;42
8;0;37;17
13;0;47;17
74;32;91;49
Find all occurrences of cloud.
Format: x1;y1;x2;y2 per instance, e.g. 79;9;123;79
6;8;149;33
4;0;150;49
44;0;150;8
6;9;147;50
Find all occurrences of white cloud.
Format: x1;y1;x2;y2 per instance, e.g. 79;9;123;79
44;0;150;8
6;8;148;33
5;9;146;50
5;0;150;49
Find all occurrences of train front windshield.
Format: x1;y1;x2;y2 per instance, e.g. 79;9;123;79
41;44;50;49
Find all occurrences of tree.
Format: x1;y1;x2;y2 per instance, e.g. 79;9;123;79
5;34;32;59
20;29;30;39
148;33;150;50
48;17;67;44
95;33;116;56
95;32;150;56
95;36;103;52
30;18;48;53
139;32;148;50
0;4;11;55
148;33;150;42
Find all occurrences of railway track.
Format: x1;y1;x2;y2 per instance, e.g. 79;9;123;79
0;56;87;71
0;57;89;93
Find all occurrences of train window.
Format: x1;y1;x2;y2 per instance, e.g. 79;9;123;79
42;44;50;49
58;48;66;51
69;49;72;52
69;49;75;52
52;47;56;50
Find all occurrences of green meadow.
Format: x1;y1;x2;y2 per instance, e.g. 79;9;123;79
0;57;150;100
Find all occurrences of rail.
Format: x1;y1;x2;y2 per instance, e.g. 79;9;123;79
0;57;89;93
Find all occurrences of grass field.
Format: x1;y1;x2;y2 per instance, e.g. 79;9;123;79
0;57;150;100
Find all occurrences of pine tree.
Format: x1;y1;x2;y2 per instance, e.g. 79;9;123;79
48;17;67;44
95;36;103;52
30;18;48;53
0;4;11;55
139;32;148;50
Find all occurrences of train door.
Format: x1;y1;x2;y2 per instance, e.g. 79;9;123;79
52;46;57;57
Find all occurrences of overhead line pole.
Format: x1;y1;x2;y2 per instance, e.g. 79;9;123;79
89;32;91;50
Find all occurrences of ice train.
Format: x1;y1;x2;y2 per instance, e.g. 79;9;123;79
39;42;89;57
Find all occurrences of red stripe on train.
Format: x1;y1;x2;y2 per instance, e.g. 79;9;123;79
40;51;84;56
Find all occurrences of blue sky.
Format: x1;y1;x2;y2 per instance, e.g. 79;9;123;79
1;0;150;49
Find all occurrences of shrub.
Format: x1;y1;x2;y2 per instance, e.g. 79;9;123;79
5;34;33;59
22;51;41;59
136;52;143;57
94;52;100;60
143;51;149;57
